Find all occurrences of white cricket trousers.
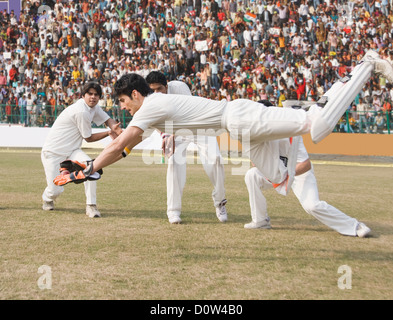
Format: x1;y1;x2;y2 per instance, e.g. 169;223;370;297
166;135;226;218
223;100;311;185
41;149;97;205
245;166;359;236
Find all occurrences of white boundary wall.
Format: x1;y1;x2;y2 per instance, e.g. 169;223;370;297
0;125;199;151
0;125;162;150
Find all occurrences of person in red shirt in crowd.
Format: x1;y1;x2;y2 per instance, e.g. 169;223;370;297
9;65;18;83
221;71;232;89
295;73;306;100
6;101;12;124
166;19;175;33
135;22;142;44
217;8;226;21
246;83;254;99
382;98;392;113
338;62;348;78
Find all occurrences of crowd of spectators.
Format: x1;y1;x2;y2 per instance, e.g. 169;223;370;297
0;0;393;133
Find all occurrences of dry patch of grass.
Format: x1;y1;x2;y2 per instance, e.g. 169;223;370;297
0;149;392;300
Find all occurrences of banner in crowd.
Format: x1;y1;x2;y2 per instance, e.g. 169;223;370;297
0;0;22;18
195;40;208;52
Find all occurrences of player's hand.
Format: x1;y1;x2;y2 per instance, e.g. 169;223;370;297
109;122;123;139
53;170;91;186
53;161;100;186
161;134;175;157
59;160;86;174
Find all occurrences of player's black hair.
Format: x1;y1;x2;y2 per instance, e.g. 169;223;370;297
257;100;274;106
82;81;102;98
145;71;167;86
114;73;153;98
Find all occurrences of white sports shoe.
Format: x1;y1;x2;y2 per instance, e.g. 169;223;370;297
361;50;393;83
42;201;54;211
244;218;271;229
215;199;228;223
356;222;371;238
168;215;182;224
86;204;101;218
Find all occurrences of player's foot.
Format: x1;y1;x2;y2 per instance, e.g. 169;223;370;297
42;201;54;211
244;218;271;229
168;215;182;224
356;222;371;238
374;58;393;83
215;199;228;223
361;50;393;83
86;204;101;218
361;50;380;61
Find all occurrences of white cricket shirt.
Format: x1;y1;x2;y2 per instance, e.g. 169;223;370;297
42;98;109;156
129;93;227;135
167;80;192;95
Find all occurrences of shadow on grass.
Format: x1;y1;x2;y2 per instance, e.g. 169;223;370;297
11;205;392;238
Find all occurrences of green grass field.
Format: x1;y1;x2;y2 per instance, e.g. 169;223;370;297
0;148;392;300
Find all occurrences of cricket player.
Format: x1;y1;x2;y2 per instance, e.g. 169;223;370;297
54;51;393;209
41;82;122;217
244;136;371;237
146;71;227;224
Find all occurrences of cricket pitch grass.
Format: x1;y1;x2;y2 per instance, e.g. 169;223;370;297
0;148;392;300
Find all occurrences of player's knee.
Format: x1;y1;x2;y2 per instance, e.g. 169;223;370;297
245;167;260;186
302;201;323;215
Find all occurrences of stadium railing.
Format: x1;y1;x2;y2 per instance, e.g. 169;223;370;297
0;104;133;129
0;104;392;134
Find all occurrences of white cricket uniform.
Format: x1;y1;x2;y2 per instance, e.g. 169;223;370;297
131;93;311;185
244;137;359;236
41;98;109;204
162;81;226;219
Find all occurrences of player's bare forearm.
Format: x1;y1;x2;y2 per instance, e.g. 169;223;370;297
85;130;111;143
92;126;143;172
106;118;123;137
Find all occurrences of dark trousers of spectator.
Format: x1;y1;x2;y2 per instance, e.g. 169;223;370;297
13;107;19;124
186;59;194;75
194;61;200;74
20;107;27;126
212;73;219;89
195;6;201;16
0;104;5;120
207;76;212;89
279;18;287;27
367;116;375;133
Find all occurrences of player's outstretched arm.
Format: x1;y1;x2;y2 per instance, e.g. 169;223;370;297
92;125;144;173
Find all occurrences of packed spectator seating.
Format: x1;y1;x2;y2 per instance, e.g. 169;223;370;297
0;0;392;133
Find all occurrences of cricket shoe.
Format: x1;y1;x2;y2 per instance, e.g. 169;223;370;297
168;212;182;224
356;222;371;238
215;199;228;223
86;204;101;218
244;218;271;229
361;50;393;83
42;201;54;211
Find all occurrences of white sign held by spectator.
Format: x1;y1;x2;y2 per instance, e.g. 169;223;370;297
195;40;208;52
